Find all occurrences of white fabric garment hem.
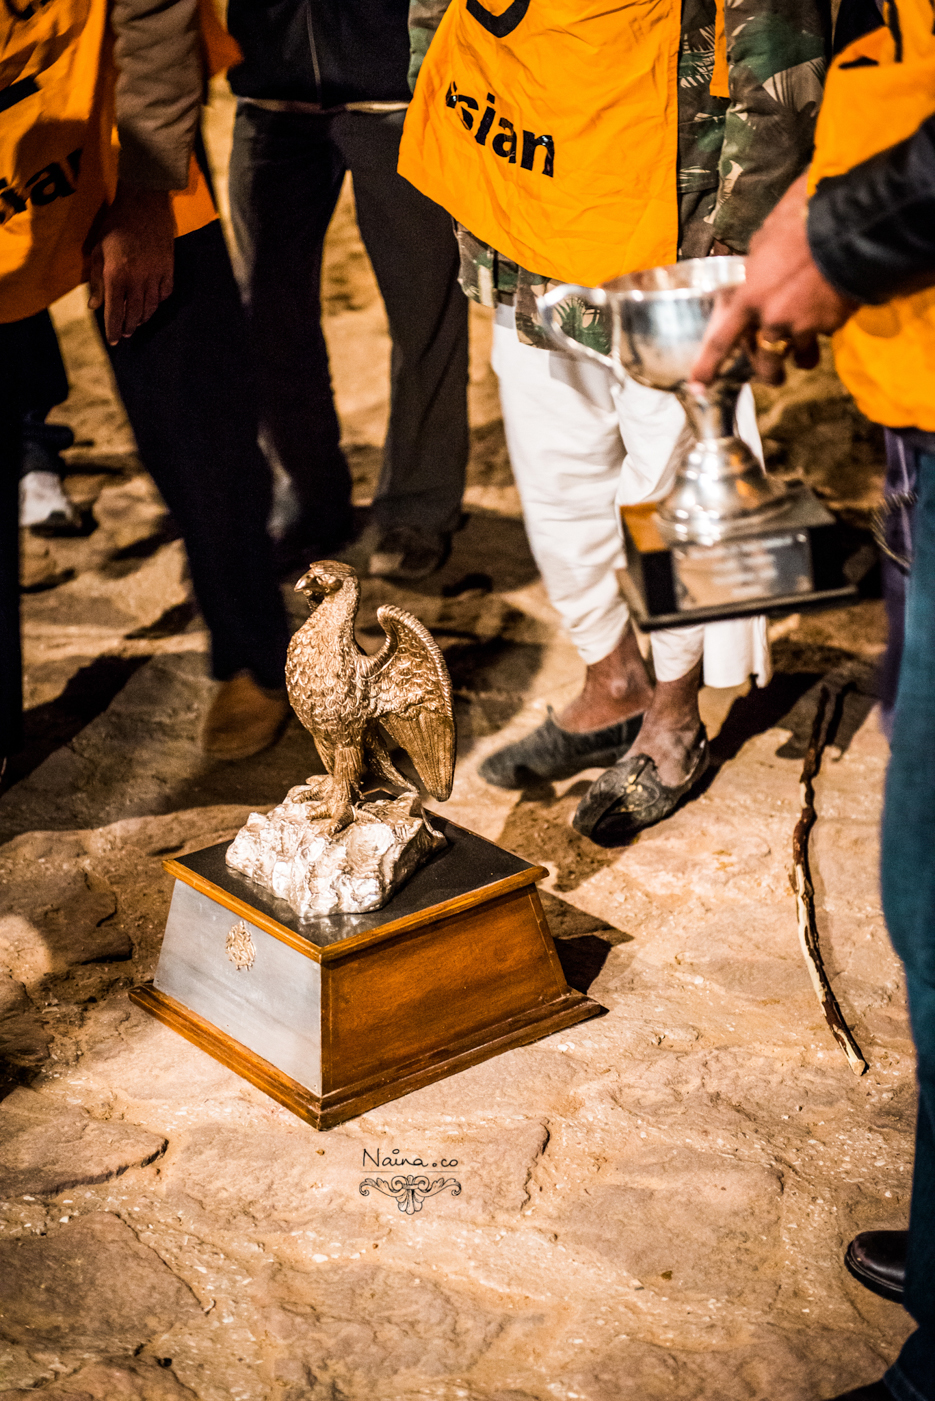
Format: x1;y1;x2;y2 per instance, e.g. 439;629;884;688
492;306;771;688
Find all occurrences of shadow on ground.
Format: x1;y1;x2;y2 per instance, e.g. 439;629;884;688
3;656;151;795
709;659;879;776
541;889;634;993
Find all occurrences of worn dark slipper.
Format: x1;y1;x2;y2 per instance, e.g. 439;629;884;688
478;706;644;789
572;727;710;845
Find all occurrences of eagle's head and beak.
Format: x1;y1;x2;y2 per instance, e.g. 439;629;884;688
294;560;355;608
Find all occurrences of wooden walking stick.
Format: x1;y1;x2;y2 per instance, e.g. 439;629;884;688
791;684;868;1076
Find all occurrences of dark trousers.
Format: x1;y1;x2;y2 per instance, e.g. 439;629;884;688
882;449;935;1401
11;309;69;422
12;311;74;475
229;104;469;539
101;220;289;689
2;310;77;766
0;323;23;762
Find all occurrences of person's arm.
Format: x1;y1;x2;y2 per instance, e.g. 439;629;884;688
691;169;853;382
808;112;935;304
692;105;935;383
88;0;202;344
408;0;451;92
111;0;201;189
711;0;829;253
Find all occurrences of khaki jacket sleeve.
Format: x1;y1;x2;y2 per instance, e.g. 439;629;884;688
713;0;829;251
408;0;451;92
111;0;202;189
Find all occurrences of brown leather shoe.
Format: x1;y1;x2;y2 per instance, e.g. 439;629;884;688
202;671;289;761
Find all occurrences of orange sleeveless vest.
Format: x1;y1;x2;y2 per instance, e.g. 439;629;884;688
398;0;681;286
0;0;117;322
0;0;236;324
809;0;935;429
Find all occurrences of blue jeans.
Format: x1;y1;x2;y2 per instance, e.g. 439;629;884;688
882;449;935;1401
878;429;918;739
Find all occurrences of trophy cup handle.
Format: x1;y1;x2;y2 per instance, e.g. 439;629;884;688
537;284;615;373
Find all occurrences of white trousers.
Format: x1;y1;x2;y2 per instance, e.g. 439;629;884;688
492;307;771;687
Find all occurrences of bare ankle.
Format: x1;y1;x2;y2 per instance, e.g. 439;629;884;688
641;661;703;732
621;660;703;783
557;628;654;733
558;692;643;733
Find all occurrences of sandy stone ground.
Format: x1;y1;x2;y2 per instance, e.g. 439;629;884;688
0;85;918;1401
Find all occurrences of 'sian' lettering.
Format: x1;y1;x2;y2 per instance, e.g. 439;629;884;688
26;162;76;206
0;148;82;223
445;83;554;177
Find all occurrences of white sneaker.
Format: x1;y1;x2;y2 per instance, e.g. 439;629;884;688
19;470;80;530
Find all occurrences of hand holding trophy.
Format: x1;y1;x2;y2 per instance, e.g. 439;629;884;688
539;258;866;627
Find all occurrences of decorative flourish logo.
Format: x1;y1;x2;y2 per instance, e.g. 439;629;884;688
225;921;256;970
359;1175;462;1215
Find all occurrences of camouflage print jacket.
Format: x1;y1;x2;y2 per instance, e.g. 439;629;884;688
409;0;830;348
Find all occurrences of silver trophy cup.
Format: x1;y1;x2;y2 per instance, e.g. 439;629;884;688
538;258;861;628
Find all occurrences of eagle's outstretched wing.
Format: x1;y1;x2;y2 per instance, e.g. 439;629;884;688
364;604;455;801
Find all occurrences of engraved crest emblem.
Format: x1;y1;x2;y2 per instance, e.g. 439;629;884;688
225;921;256;970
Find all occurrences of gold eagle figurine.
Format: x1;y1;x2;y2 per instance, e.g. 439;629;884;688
286;561;455;831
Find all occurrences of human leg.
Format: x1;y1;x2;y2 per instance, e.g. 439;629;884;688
12;311;79;530
571;380;768;840
608;378;770;784
229;104;352;553
492;319;768;747
491;310;641;677
485;313;766;800
479;311;652;787
334;110;469;550
101;221;290;719
878;450;935;1401
877;429;917;739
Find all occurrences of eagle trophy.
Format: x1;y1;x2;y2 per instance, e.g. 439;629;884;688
284;560;455;831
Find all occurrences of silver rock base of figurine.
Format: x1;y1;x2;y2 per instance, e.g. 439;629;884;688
226;783;446;918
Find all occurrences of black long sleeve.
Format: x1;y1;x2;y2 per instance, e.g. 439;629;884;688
808;110;935;305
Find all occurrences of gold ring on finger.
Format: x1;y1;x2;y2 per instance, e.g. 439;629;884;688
756;332;791;356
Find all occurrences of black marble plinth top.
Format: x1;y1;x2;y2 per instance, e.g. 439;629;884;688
174;813;535;949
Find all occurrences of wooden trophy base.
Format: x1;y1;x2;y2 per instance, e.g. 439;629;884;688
130;815;601;1130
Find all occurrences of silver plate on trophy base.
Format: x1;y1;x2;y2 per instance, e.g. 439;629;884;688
619;486;866;630
669;488;831;609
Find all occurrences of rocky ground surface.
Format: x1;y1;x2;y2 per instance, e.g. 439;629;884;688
0;86;917;1401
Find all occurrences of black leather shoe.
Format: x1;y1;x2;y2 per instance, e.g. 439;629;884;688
368;525;452;581
478;707;643;789
845;1230;906;1303
823;1382;892;1401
